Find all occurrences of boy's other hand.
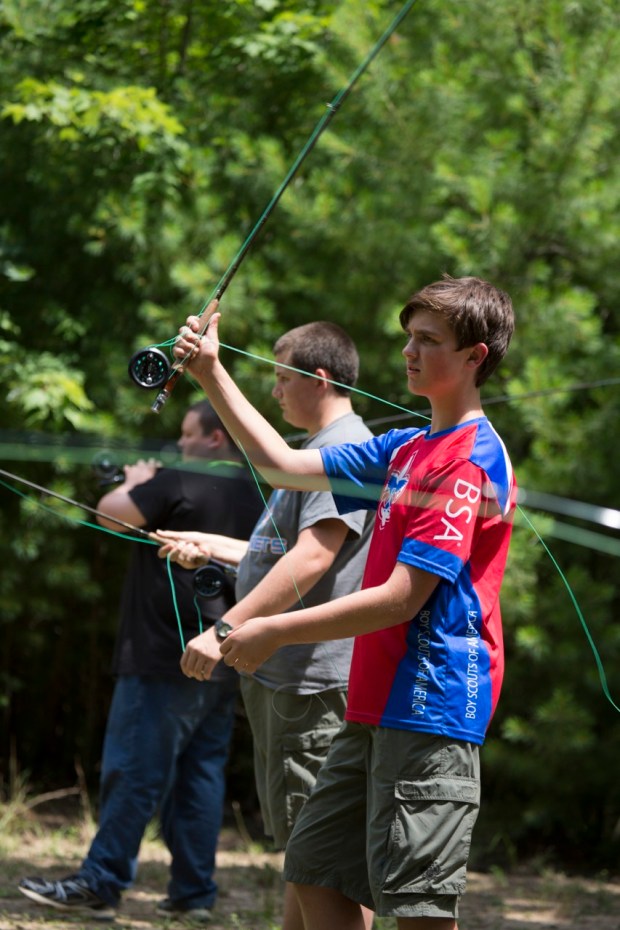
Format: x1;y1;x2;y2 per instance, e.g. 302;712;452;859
219;617;280;674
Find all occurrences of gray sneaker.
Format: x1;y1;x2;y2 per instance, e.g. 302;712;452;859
18;875;116;920
157;897;212;923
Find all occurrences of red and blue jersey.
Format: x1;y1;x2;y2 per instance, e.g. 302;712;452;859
321;417;516;745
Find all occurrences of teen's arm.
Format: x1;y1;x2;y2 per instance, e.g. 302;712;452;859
179;518;350;680
152;530;250;569
219;562;440;674
174;307;328;491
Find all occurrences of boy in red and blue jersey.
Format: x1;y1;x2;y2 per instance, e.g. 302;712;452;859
174;275;517;930
323;413;514;745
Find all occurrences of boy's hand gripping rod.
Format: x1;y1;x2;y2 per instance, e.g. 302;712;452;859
127;0;419;414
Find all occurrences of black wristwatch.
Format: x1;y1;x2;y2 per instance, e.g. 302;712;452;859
214;619;233;642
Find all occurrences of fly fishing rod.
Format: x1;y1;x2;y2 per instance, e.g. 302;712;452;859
128;0;420;413
0;467;239;604
0;466;152;537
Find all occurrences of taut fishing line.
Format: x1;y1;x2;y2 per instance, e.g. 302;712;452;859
0;467;234;652
126;0;423;696
127;0;421;413
0;467;153;539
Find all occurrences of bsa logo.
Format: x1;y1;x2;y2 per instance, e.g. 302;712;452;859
378;452;417;529
433;478;481;544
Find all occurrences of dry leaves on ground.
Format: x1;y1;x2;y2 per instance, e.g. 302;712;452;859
0;816;619;930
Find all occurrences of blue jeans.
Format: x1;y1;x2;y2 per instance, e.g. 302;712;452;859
78;674;238;908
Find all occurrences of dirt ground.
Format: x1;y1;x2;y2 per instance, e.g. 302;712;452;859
1;812;619;930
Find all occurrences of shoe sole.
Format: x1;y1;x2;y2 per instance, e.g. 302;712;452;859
18;885;116;921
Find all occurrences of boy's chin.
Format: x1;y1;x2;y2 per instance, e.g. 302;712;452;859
281;412;305;430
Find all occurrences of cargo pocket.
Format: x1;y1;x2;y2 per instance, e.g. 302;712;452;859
282;726;340;829
383;776;480;896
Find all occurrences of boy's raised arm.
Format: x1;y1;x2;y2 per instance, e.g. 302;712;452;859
174;306;328;490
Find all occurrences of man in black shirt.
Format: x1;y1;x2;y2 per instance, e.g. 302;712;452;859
18;401;263;922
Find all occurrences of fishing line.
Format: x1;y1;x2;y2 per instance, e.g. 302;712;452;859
218;341;429;421
3;452;618;709
0;468;211;653
363;376;620;431
0;475;147;544
127;0;421;413
0;468;154;539
3;362;617;470
518;507;620;714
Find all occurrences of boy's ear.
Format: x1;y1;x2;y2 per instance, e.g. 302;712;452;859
466;343;489;370
313;366;331;390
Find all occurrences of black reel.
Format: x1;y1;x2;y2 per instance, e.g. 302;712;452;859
193;561;237;599
128;347;171;389
92;451;124;487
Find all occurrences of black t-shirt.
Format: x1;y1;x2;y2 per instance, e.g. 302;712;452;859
112;461;263;678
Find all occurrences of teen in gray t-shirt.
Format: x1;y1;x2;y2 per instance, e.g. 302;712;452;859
236;411;373;694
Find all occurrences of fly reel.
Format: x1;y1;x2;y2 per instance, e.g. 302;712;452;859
128;347;171;389
193;561;238;599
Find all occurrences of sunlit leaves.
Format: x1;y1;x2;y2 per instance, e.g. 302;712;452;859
3;78;184;151
6;354;94;427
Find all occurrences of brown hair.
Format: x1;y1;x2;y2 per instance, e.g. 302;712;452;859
189;400;235;448
399;275;515;386
273;321;359;396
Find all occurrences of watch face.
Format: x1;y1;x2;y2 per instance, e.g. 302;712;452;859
215;620;233;641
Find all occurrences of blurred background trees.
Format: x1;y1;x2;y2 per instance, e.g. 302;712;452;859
1;0;618;869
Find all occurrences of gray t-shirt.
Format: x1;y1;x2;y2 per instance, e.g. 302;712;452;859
235;411;373;694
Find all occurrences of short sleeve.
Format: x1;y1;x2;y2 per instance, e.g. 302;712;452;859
398;458;486;583
128;469;179;530
321;428;422;514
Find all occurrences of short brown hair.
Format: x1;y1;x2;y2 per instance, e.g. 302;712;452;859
273;321;359;395
399;275;514;386
189;400;234;445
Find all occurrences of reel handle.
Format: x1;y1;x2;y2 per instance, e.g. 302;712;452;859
127;346;183;414
151;368;183;413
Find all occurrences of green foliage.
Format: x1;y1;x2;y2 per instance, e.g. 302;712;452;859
0;0;618;868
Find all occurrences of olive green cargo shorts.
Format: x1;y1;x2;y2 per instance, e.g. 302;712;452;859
240;675;347;849
283;722;480;919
